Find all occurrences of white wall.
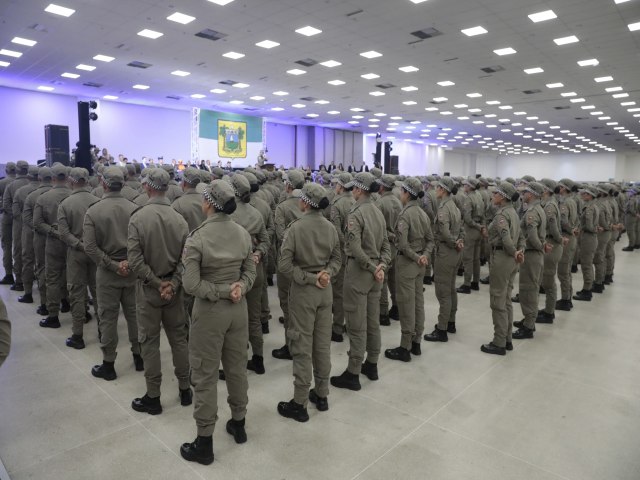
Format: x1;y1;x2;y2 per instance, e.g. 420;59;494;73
495;153;622;181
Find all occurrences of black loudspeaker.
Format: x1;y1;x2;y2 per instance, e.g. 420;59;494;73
44;124;70;166
389;155;399;175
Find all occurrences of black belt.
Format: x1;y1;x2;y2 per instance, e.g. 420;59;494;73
159;272;175;279
525;249;541;253
347;256;380;261
492;246;503;251
398;251;424;256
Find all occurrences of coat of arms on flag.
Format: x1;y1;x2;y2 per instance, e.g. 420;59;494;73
218;120;247;158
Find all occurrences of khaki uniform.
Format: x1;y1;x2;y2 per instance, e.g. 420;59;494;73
249;194;275;324
172;191;205;232
166;182;183;203
594;198;612;285
375;192;402;315
541;197;563;313
134;193;149;206
605;196;619;277
23;184;51;298
394;200;434;348
84;192;140;361
519;201;546;330
343;197;391;374
578;199;599;290
0;298;10;367
12;180;40;285
279;210;341;405
423;188;439;278
5;174;30;283
624;193;638;248
557;194;579;300
461;190;485;286
58;189;100;336
128;197;190;397
573;193;585;269
182;214;256;436
0;175;16;277
329;191;354;334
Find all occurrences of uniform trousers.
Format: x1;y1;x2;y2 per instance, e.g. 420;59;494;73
33;232;47;303
395;255;426;349
277;270;292;330
557;235;577;300
247;259;266;357
1;216;12;276
12;217;23;284
21;225;35;295
579;233;597;290
605;233;616;276
45;236;67;316
489;250;518;348
331;259;347;335
380;246;397;314
541;241;563;313
520;250;543;330
594;231;611;284
625;214;637;247
462;227;482;286
434;245;462;331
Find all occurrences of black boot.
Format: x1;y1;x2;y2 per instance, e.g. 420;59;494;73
330;370;361;390
261;321;269;334
18;293;33;304
180;436;214;465
456;284;471;294
10;282;24;291
513;319;535;332
92;360;117;381
536;310;555;324
247;354;265;374
379;313;391;326
447;322;457;334
622;246;634;252
555;299;572;311
133;353;144;371
592;283;604;294
60;298;71;313
267;276;274;286
480;276;490;285
512;326;534;339
277;399;309;422
180;387;193;406
65;334;85;350
384;346;411;362
470;282;480;291
571;265;578;273
603;274;613;285
423;275;432;285
424;328;448;343
331;331;344;343
219;370;225;381
480;342;506;356
505;341;513;351
131;394;162;415
0;274;14;285
309;389;328;411
226;418;248;443
511;293;520;303
410;342;422;356
85;311;92;323
457;267;464;277
272;345;292;360
573;289;592;301
39;316;60;328
388;305;399;320
360;360;379;381
36;304;49;316
278;316;284;325
539;286;545;295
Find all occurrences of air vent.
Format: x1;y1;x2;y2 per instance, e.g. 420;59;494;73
375;83;396;89
481;65;504;74
554;106;570;110
244;107;259;111
444;57;459;62
219;80;237;86
575;117;588;120
471;114;483;117
592;126;603;129
346;9;363;17
478;75;492;79
410;27;443;40
28;23;48;32
300;96;317;102
166;95;182;100
523;89;542;95
195;28;227;41
83;82;103;88
127;61;152;69
295;58;318;67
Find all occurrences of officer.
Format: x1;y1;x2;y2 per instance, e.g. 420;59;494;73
277;183;341;421
120;167;142;203
0;298;9;367
512;182;547;340
3;161;30;289
128;168;191;414
573;186;599;301
12;165;40;292
385;177;434;362
57;168;100;349
172;167;205;231
126;164;141;190
161;164;183;202
330;172;391;391
536;179;565;324
84;166;142;380
481;182;524;355
272;170;305;360
376;174;402;325
556;179;579;311
34;164;71;328
457;178;485;294
0;162;17;285
622;187;638;251
329;172;354;342
422;178;439;284
180;180;257;465
424;177;464;342
604;184;623;284
592;185;612;294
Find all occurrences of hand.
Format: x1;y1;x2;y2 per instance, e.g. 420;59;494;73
315;271;330;289
252;252;262;265
374;264;385;283
455;240;464;252
417;255;428;267
159;281;174;301
117;260;130;277
543;242;553;254
562;236;570;247
572;228;580;237
596;226;604;233
515;250;525;264
481;227;488;239
229;282;244;303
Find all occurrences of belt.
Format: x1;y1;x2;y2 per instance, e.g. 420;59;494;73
347;256;380;261
158;272;175;279
398;251;424;256
525;249;541;253
492;246;504;251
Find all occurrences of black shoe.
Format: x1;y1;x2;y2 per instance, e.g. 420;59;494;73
424;328;448;343
277;399;309;422
456;284;471;294
555;299;572;311
379;314;390;326
470;282;479;291
457;268;464;277
505;341;513;351
180;436;214;465
571;265;578;273
480;276;490;285
447;322;457;334
481;342;506;356
92;361;117;381
385;346;411;362
573;290;592;301
513;319;535;332
592;283;604;294
278;316;284;325
331;331;344;343
85;311;92;324
219;370;225;381
176;387;192;407
511;293;520;303
226;418;247;443
267;276;274;286
512;327;534;340
388;305;399;320
423;276;432;285
622;246;634;252
272;345;292;360
330;370;362;391
133;353;144;371
261;321;269;334
132;394;162;415
10;282;24;291
36;304;49;316
18;293;33;303
536;310;555;324
410;342;421;356
39;316;60;328
60;299;71;313
0;274;14;285
247;354;265;374
309;389;329;411
539;286;545;295
480;257;487;267
360;360;379;381
604;274;613;285
65;334;85;349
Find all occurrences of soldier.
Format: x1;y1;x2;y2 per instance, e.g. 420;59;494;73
34;164;71;328
125;164;141;190
0;298;9;367
3;160;30;290
592;185;612;294
604;184;623;284
457;178;485;294
422;178;439;284
556;179;580;311
0;162;17;285
128;168;191;414
272;170;305;360
376;174;402;325
622;187;638;251
180;180;256;465
161;164;183;202
481;182;524;355
424;177;465;342
11;165;40;292
84;167;142;380
120;167;141;203
573;186;600;301
57;168;100;349
172;167;205;231
385;177;434;362
330;172;391;391
512;182;547;340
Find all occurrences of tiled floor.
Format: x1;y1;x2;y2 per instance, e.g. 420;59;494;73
1;242;639;480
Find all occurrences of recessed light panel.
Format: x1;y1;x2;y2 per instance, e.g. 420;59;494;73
11;37;37;47
295;26;322;36
287;69;306;75
133;84;150;90
103;95;118;100
360;51;382;58
461;26;487;36
328;80;345;85
138;29;163;39
233;82;249;88
554;35;579;45
528;10;557;22
524;67;544;74
256;40;280;49
93;54;115;62
167;12;196;24
0;61;9;67
207;0;235;5
223;51;245;59
210;88;226;93
577;58;599;67
76;64;96;71
250;96;265;101
38;86;55;91
399;65;419;72
437;80;455;86
0;49;22;58
361;73;380;79
320;60;341;67
190;94;206;99
273;91;288;96
171;70;190;77
44;4;75;16
494;47;517;55
628;21;640;31
402;86;419;92
594;76;613;82
61;72;79;78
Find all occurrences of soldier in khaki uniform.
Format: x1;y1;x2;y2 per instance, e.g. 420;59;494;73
58;168;100;349
457;178;485;294
330;172;390;391
180;181;256;465
0;298;10;367
35;164;71;328
385;178;434;362
128;168;191;415
172;168;205;231
126;164;141;190
555;179;579;311
424;178;465;342
573;186;600;301
277;183;341;422
592;186;612;294
604;184;623;284
481;182;524;356
622;187;638;251
84;167;141;380
161;164;183;202
4;160;31;291
0;162;17;285
12;166;40;292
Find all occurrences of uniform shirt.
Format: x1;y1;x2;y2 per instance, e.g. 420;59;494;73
91;185;104;198
231;201;270;258
3;174;30;220
33;185;71;238
375;191;403;247
596;198;612;231
181;213;256;301
279;209;342;285
166;183;183;203
0;176;15;215
172;190;205;232
488;204;524;256
434;196;465;248
57;188;100;252
128;196;189;290
134;193;149;206
23;184;52;232
345;196;392;274
12;181;40;221
608;196;620;225
580;199;599;234
520;200;546;251
83;191;137;271
542;197;563;244
255;188;275;212
624;193;638;216
422;188;438;223
126;179;142;191
121;185;140;203
558;194;579;235
462;190;485;231
323;187;336;219
249;194;275;243
275;193;303;245
330;191;355;251
395;199;435;262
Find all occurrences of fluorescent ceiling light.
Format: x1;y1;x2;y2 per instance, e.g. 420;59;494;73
103;95;118;100
440;111;453;115
171;70;190;77
577;58;599;66
461;26;487;36
437;80;455;86
133;84;150;90
605;86;623;92
628;22;640;31
0;61;10;67
190;94;206;99
93;54;115;62
167;12;196;24
524;67;544;74
223;51;245;59
360;51;382;58
350;108;365;112
581;105;595;109
570;98;585;103
320;60;341;68
403;101;417;105
38;86;54;91
528;10;557;22
499;105;513;110
621;101;636;106
348;121;359;125
361;73;380;80
561;92;577;97
514;111;527;115
433;97;448;102
494;47;517;55
399;65;419;72
256;40;279;49
328;79;345;85
207;0;235;5
12;37;37;47
615;0;631;3
44;4;75;16
467;92;482;98
210;88;226;93
328;111;340;115
229;100;244;104
250;96;265;101
306;114;319;118
0;49;22;58
233;82;250;88
546;83;564;89
554;35;579;45
410;0;430;4
594;76;613;82
468;108;482;113
271;107;284;111
486;100;501;105
315;100;330;105
61;72;80;79
613;93;629;98
454;104;468;108
287;69;306;75
401;86;419;92
291;103;305;108
295;26;322;36
273;91;288;96
375;113;387;117
76;64;96;71
369;91;385;96
138;29;163;39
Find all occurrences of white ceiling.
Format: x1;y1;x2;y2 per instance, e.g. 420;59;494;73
1;0;640;155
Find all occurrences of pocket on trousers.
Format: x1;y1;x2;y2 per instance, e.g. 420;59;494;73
286;328;300;342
